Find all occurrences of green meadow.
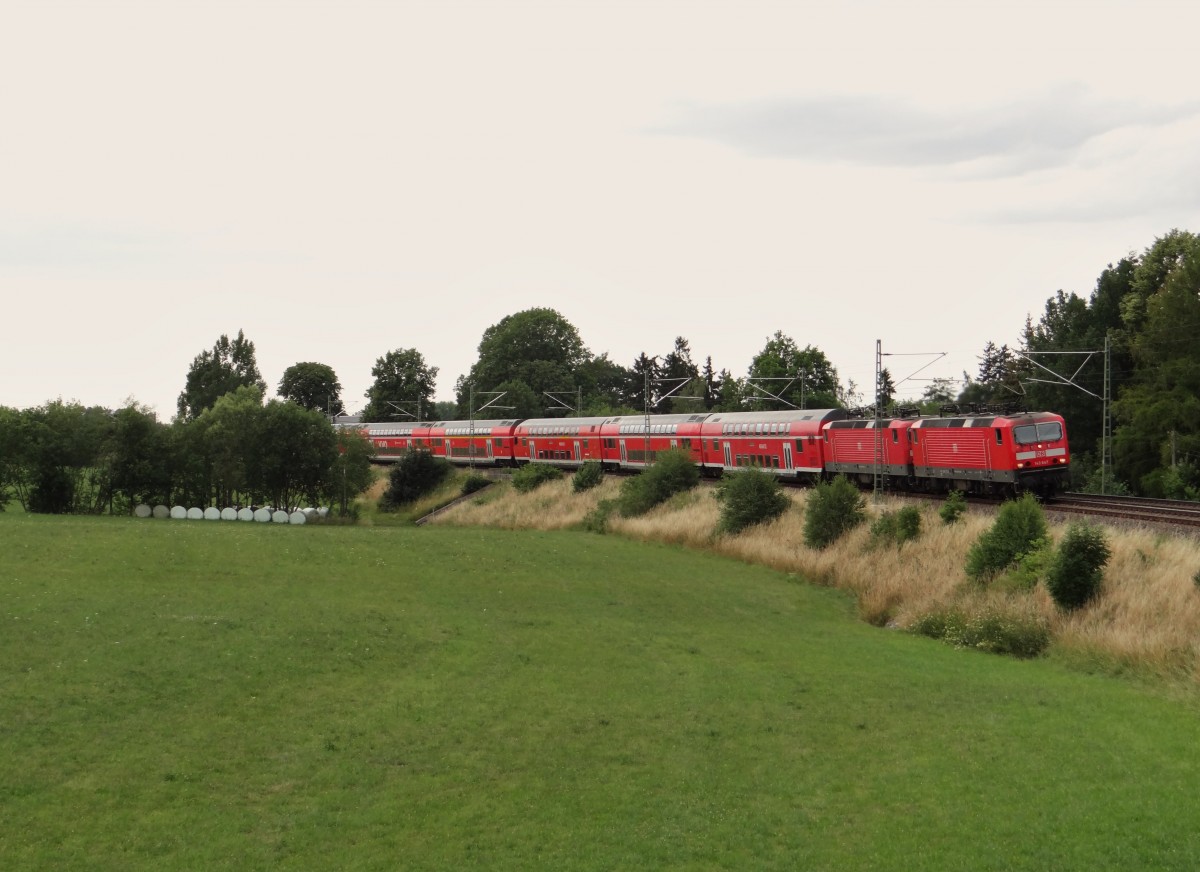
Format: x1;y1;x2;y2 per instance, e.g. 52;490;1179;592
2;512;1198;870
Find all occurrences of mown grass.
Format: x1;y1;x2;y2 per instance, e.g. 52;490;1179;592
439;481;1200;685
3;512;1200;869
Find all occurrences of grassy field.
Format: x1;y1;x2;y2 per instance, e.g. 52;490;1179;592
3;512;1200;870
442;478;1200;684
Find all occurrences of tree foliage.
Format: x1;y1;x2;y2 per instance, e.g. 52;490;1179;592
803;475;866;549
362;348;438;423
748;332;840;410
965;494;1048;583
715;467;791;535
256;399;340;509
985;227;1200;496
512;463;564;492
329;428;377;516
1045;523;1110;611
177;330;266;421
379;450;452;508
279;362;343;414
456;308;587;415
616;449;699;517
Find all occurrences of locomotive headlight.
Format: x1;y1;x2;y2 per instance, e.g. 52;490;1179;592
1017;462;1025;469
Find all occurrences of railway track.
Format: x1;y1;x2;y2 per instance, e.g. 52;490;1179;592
1046;493;1200;529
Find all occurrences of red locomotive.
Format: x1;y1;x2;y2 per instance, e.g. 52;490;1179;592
342;405;1070;497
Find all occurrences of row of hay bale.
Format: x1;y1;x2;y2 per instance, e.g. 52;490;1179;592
134;505;329;524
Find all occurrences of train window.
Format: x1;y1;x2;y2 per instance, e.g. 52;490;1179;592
995;429;1003;445
1013;425;1036;444
911;431;918;444
1038;421;1063;442
796;439;804;451
892;429;898;443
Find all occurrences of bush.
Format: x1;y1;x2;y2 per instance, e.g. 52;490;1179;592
803;475;866;550
869;505;922;549
1078;465;1131;496
939;490;967;524
1045;523;1110;610
992;541;1052;593
572;461;604;493
716;468;791;535
965;493;1047;582
580;498;617;534
461;473;491;496
379;450;452;509
616;449;699;517
512;463;564;493
910;607;1050;658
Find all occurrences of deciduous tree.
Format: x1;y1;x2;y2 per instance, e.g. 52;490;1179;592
362;348;438;422
177;330;266;421
748;332;839;409
456;308;588;411
279;362;343;414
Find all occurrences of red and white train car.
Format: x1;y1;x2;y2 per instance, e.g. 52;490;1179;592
698;409;845;481
354;422;431;460
426;419;521;466
514;416;610;467
599;413;708;470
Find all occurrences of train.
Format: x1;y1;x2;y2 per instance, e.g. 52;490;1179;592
338;405;1071;497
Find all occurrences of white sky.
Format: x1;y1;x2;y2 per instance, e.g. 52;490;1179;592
4;0;1198;417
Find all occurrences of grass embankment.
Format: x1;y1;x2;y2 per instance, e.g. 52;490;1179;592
353;465;479;526
3;512;1200;869
438;479;1200;685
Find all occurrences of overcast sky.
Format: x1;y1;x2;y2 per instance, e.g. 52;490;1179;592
4;0;1198;418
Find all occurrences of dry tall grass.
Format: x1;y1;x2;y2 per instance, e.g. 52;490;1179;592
434;480;1200;684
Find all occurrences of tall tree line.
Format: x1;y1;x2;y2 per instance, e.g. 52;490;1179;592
977;228;1200;497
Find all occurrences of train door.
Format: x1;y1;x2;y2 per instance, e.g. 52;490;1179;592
529;440;537;461
783;442;793;470
723;443;732;468
620;440;627;464
573;440;581;461
487;437;494;461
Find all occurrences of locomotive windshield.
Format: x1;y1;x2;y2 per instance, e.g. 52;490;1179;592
1013;422;1063;445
